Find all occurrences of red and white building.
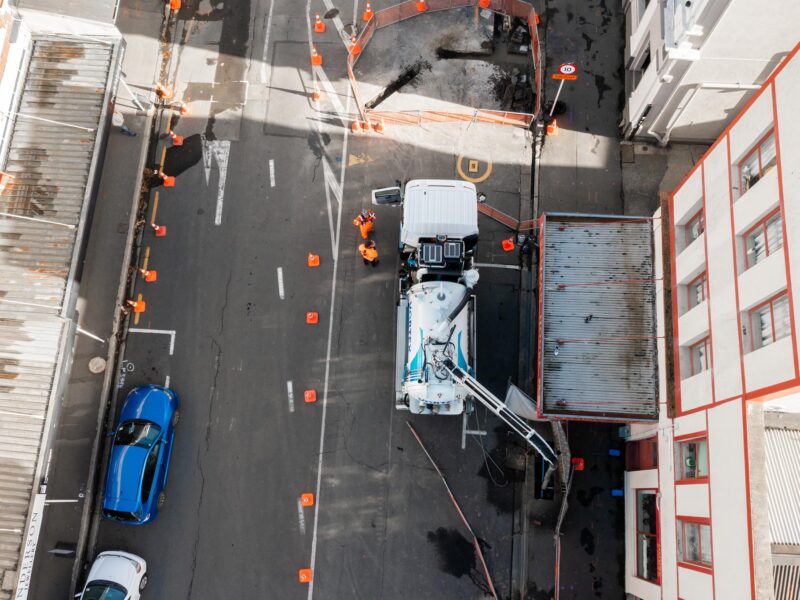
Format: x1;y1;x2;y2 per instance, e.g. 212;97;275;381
624;42;800;600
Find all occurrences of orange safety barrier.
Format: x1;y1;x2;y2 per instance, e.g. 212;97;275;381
346;0;544;126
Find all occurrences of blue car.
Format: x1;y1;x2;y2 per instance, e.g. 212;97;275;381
102;385;180;525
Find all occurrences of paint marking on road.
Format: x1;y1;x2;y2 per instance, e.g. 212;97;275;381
269;159;276;187
277;267;285;299
127;328;176;355
474;262;522;271
133;293;143;326
320;0;350;43
201;136;231;225
165;375;171;388
313;66;348;120
322;157;342;205
150;192;159;224
142;246;150;271
159;146;166;170
260;0;275;84
297;498;307;535
287;380;295;413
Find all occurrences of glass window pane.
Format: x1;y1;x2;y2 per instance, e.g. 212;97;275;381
766;213;784;255
696;440;709;477
773;296;791;341
684;522;700;562
700;524;712;564
740;152;760;192
637;491;657;534
746;226;767;266
687;213;704;243
691;341;708;374
752;305;773;349
637;533;658;581
689;276;705;309
760;134;777;174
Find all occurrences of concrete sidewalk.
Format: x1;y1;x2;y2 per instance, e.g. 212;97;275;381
25;2;164;597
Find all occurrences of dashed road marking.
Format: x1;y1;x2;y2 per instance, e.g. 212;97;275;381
287;380;295;413
269;159;276;187
297;497;307;535
277;267;285;299
165;375;171;388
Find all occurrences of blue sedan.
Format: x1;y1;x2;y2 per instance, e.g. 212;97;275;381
102;385;180;525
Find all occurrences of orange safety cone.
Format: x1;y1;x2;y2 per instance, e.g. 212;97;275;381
307;253;320;267
349;35;362;56
571;457;585;471
306;312;319;324
546;118;559;136
362;1;374;21
300;493;315;507
311;46;323;66
168;0;181;11
298;569;313;584
350;120;361;133
415;0;427;11
501;236;515;251
168;130;183;146
533;10;540;25
154;83;173;99
372;118;384;134
360;119;371;132
159;171;175;187
304;389;317;403
176;101;190;115
313;12;326;33
310;84;322;103
126;299;147;313
152;223;167;237
478;0;490;7
139;268;158;283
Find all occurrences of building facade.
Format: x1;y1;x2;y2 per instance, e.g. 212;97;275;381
622;0;800;144
623;42;800;600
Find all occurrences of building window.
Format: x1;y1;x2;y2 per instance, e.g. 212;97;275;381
747;293;791;352
689;337;710;375
685;209;704;248
677;519;712;567
627;437;658;471
675;438;708;480
739;131;777;195
636;490;659;582
744;210;784;268
687;272;707;310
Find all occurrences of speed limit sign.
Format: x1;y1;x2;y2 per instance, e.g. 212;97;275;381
553;63;578;80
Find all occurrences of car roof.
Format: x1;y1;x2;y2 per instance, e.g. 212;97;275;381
104;444;148;510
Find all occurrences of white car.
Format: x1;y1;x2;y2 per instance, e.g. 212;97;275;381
79;551;148;599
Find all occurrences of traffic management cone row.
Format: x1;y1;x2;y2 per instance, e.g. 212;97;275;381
311;46;323;66
349;35;362;56
168;130;183;146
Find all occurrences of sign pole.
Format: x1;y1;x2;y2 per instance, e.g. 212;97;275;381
549;79;565;118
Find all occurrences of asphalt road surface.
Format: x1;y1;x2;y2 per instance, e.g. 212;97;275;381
86;0;527;599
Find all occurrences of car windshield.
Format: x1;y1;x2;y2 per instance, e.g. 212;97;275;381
115;420;161;448
102;509;139;522
82;581;128;600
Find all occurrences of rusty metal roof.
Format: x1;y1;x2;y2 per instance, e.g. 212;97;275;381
537;213;658;422
0;35;117;598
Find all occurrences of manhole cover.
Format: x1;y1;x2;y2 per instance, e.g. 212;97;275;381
88;357;107;374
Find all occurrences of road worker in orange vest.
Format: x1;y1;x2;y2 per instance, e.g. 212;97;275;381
359;240;379;266
353;208;376;239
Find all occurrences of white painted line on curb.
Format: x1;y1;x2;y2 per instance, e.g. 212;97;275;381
287;380;295;413
297;498;307;535
474;262;522;271
277;267;285;299
269;159;276;187
127;328;176;355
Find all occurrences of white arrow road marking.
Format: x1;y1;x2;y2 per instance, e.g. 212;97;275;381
201;136;231;226
277;267;285;299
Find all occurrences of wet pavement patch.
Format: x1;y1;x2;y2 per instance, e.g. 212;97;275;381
580;527;596;555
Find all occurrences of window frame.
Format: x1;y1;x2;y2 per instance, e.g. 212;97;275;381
688;337;710;376
747;292;791;352
684;208;705;248
674;437;709;482
686;271;708;311
743;208;784;270
676;517;713;570
635;488;660;583
738;130;777;196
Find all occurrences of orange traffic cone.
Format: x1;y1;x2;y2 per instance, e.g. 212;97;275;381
501;237;515;251
372;118;384;134
168;0;181;11
533;10;540;25
416;0;427;11
304;389;317;403
350;121;361;133
306;312;319;324
152;223;167;237
307;253;320;267
310;84;322;103
546;118;559;136
159;171;175;187
311;46;323;66
349;35;361;56
300;493;315;507
313;13;326;33
362;1;374;21
298;569;313;583
139;268;158;283
126;299;147;313
168;130;183;146
478;0;490;7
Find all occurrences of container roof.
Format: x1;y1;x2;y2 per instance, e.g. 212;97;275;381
537;214;658;422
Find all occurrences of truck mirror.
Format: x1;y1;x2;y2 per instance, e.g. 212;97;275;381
372;186;403;206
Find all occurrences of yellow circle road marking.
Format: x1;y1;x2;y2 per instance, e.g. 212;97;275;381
456;154;492;183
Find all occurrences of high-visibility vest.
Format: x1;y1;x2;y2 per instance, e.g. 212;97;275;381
359;244;378;261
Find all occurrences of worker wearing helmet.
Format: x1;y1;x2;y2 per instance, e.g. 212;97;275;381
353;208;376;239
359;240;379;266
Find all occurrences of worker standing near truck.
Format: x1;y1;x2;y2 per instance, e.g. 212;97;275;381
353;208;376;239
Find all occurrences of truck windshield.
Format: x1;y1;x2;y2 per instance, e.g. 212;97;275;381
114;420;161;448
82;581;128;600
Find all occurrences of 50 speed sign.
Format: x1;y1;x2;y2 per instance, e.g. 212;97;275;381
552;63;578;80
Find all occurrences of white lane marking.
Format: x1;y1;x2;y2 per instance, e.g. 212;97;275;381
297;498;307;535
269;159;276;187
474;262;522;271
260;0;275;84
165;375;171;388
201;136;231;225
323;180;336;258
322;156;342;205
321;0;350;42
313;65;348;121
127;328;176;355
277;267;285;299
307;46;352;600
287;380;295;413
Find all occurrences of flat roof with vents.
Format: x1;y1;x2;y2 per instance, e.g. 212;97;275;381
537;213;659;422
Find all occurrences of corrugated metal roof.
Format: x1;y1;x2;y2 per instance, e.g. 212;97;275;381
765;427;800;546
538;214;658;421
774;562;800;600
0;35;116;598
